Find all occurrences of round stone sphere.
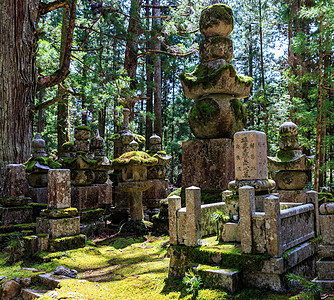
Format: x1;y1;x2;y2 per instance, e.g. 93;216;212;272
200;4;234;38
199;36;233;63
188;94;247;139
279;120;298;137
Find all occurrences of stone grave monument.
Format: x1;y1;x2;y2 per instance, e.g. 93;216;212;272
36;169;86;252
180;3;253;196
268;120;314;203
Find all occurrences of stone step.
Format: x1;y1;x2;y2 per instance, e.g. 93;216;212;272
37;273;73;289
21;288;49;300
193;265;240;293
316;260;334;280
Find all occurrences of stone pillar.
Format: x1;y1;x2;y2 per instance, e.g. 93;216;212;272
128;191;144;221
264;194;282;257
239;186;255;253
185;186;201;247
168;195;182;245
48;169;71;209
306;190;320;236
4;164;26;197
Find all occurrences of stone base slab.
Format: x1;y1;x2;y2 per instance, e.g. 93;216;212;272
48;234;86;252
193;265;240;293
36;216;80;239
182;139;234;191
0;206;33;225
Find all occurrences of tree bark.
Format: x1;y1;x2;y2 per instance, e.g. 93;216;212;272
0;0;38;170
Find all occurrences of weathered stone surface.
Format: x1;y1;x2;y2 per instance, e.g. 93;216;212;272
79;208;104;223
27;173;48;188
48;169;71;209
319;202;334;215
143;179;168;200
239;186;255;253
54;266;78;278
188;95;246;139
182;138;234;191
201;202;226;237
219;222;240;242
317;260;334;280
320;215;334;244
74;127;91;140
147;165;166;179
4;164;26;197
275;171;308;190
95;183;112;206
48;234;86;252
268;154;313;172
21;288;48;300
199;36;233;63
1;280;21;299
71;169;95;186
168;195;182;245
74;140;89;152
234;131;268;180
193;266;240;293
23;235;38;256
27;187;48;204
199;4;234;38
41;208;78;219
121;165;147;182
71;185;99;210
229;179;276;193
252;213;266;253
1;206;33;225
38;273;70;289
37;234;49;251
276;189;307;203
185;187;201;247
319;245;334;258
93;170;108;184
36;216;80;239
180;64;252;100
264;194;282;257
0;197;29;207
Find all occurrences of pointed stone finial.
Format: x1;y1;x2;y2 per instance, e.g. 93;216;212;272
129;140;139;151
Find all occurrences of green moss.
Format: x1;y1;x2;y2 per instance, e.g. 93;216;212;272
318;192;334;204
167;188;182;198
62;155;102;169
111;151;158;168
42;208;78;219
25;157;62;173
27;202;47;209
49;234;86;252
235;74;253;86
75;125;92;131
230;99;247;127
0;223;36;234
109;133;121;141
62;141;74;151
133;134;146;145
37;233;49;238
200;4;234;30
80;208;104;222
190;98;218;120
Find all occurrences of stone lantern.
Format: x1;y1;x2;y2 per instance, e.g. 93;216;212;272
111;151;158;221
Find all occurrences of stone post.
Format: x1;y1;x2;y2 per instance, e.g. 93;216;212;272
48;169;71;209
239;186;255;253
4;164;26;197
264;194;282;257
306;190;320;236
185;186;201;247
128;191;144;221
168;195;182;245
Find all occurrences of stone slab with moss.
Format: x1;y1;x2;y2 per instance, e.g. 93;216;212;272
1;206;34;226
0;223;36;234
0;197;30;207
179;64;252;100
48;234;86;252
111;151;158;169
25;157;62;173
41;208;78;219
79;208;104;223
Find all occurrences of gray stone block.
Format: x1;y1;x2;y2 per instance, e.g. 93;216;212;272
36;216;80;239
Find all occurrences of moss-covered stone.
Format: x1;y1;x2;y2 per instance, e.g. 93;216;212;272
0;223;36;234
0;197;30;207
200;4;234;37
180;63;252;100
62;141;75;151
80;208;104;223
48;234;86;252
24;157;61;173
41;207;78;219
133;134;146;145
75;125;92;132
199;36;233;63
111;151;158;169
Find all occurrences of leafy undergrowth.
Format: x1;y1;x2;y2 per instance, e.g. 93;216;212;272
0;234;325;300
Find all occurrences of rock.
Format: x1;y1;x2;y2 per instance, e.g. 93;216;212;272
20;277;32;287
199;4;234;38
54;266;78;278
1;280;21;299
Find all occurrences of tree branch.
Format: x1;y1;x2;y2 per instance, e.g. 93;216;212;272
137;48;198;59
39;0;69;15
37;0;77;91
32;93;67;113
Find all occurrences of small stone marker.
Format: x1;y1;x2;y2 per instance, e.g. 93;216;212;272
168;195;182;245
234;131;268;180
4;164;26;197
47;169;71;209
185;186;201;247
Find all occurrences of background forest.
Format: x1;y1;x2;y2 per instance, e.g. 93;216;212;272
33;0;333;190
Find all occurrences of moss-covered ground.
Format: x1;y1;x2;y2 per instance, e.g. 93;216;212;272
0;235;331;299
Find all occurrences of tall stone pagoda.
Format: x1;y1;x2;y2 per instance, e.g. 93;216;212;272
180;4;253;193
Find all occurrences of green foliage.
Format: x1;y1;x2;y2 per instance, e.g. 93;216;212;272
183;270;203;299
286;273;321;299
5;233;25;264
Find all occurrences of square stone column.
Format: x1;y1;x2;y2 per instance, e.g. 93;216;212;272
168;195;182;245
239;186;255;253
3;164;26;197
185;186;201;247
48;169;71;209
264;194;282;257
234;131;268;180
306;190;320;236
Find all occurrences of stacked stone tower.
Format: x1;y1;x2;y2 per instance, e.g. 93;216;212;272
180;4;252;194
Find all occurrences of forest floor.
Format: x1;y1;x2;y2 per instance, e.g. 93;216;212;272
0;234;332;300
